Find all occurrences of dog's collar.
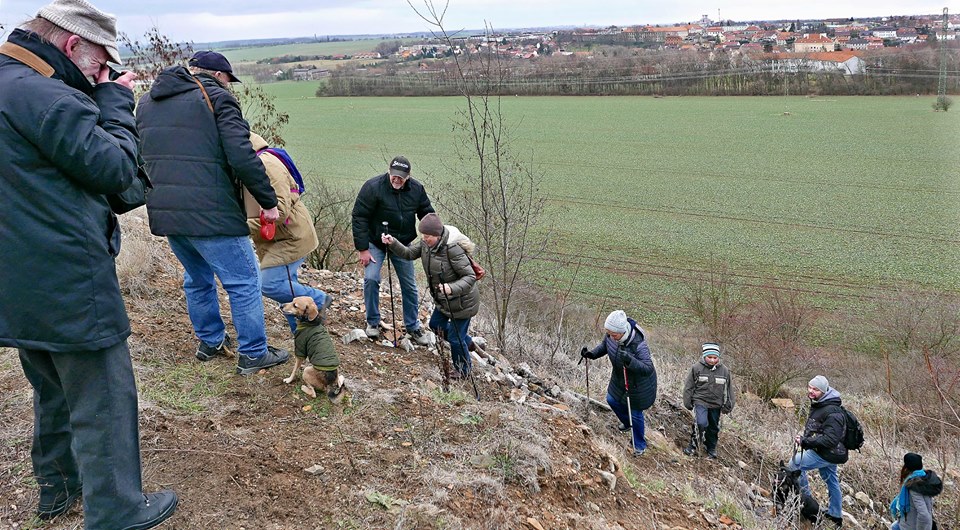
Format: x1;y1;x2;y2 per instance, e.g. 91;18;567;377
298;314;322;327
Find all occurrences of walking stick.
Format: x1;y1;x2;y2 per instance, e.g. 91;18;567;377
435;323;451;392
622;360;635;453
382;221;398;347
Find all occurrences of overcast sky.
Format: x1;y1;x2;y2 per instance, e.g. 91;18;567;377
0;0;953;42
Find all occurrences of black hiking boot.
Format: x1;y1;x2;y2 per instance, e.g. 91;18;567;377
117;490;178;530
196;334;233;361
37;485;82;520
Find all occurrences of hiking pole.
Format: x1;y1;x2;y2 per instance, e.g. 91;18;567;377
622;356;635;453
382;221;398;347
692;409;701;456
439;258;480;401
435;324;451;392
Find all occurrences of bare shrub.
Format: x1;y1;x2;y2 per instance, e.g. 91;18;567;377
685;263;746;346
304;181;355;271
736;287;821;402
409;1;551;350
686;269;820;401
873;290;960;469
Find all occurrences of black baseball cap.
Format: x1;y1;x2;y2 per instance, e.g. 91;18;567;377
189;51;241;83
388;156;411;177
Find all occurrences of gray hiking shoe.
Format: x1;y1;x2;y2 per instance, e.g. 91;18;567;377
365;324;380;338
408;327;431;346
236;345;290;375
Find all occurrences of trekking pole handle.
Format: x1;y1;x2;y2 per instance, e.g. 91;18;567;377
382;221;389;235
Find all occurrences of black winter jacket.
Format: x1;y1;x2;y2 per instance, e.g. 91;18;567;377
583;319;658;411
801;389;849;464
0;30;139;351
352;173;434;251
137;67;276;236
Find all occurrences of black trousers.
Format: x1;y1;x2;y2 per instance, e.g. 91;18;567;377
693;404;722;451
19;341;144;529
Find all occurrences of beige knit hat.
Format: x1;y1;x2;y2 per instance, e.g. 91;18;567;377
38;0;120;63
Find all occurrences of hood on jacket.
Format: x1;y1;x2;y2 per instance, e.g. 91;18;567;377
813;387;841;406
149;65;205;100
907;471;944;497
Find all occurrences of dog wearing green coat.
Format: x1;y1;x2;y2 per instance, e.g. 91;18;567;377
281;296;345;402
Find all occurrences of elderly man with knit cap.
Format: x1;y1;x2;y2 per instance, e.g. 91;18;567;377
0;0;176;527
682;343;735;459
787;375;848;527
581;310;657;456
382;213;480;378
353;156;435;342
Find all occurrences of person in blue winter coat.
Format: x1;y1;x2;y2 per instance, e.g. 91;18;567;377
581;310;658;456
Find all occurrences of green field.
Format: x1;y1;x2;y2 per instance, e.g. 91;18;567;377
219;39;408;63
260;82;960;322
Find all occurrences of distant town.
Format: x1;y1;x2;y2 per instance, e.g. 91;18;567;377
230;11;958;99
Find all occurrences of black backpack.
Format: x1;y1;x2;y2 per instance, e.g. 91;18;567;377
839;406;865;451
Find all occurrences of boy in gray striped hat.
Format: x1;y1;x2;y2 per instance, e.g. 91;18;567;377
682;343;736;459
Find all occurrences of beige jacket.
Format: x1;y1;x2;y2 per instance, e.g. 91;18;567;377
247;133;319;268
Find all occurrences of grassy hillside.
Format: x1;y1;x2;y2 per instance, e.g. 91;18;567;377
4;212;952;529
260;88;960;323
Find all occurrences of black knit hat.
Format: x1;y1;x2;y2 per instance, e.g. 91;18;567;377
904;453;923;472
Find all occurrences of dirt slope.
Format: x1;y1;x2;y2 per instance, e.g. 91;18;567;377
2;262;787;530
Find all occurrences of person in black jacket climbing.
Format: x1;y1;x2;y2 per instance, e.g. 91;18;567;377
788;375;847;527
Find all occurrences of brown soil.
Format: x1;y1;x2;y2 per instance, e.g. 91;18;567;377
1;264;768;530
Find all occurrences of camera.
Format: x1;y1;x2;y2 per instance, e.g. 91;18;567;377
107;65;126;81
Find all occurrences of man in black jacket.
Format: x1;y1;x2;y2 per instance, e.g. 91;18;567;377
138;51;289;375
0;0;176;527
352;156;435;342
788;375;847;527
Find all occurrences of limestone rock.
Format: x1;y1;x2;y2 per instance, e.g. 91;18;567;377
771;398;795;410
526;517;545;530
342;329;368;344
598;470;617;492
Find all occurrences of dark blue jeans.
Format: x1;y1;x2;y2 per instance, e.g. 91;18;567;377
607;392;647;452
19;342;145;529
363;245;420;332
428;308;472;374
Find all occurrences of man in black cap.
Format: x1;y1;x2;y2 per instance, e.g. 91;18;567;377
137;50;290;375
0;0;177;527
352;156;435;342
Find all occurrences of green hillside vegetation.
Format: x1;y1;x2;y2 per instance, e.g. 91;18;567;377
219;38;412;63
259;86;960;324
